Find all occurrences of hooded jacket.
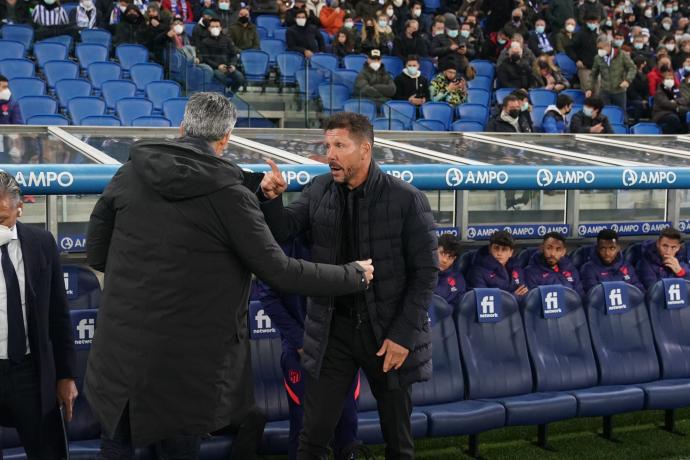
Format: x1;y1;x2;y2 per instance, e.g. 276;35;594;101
434;260;466;308
394;68;430;101
590;48;636;94
84;136;366;446
569;110;613;134
355;63;397;102
467;245;527;296
542;104;567;133
636;240;690;289
525;251;585;298
580;250;644;294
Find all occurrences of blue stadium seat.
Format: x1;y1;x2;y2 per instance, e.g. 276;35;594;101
413;119;447;131
495;87;515;105
319;30;331;46
0;39;25;60
241;50;270;83
631;122;662;134
531;105;548;131
116;97;153;125
55;79;92;109
87;62;122;92
1;24;33;51
456;103;489;124
311;52;338;77
17;95;56;121
62;3;77;16
561;89;585;106
259;39;286;66
457;249;476;276
467;88;491;106
132;115;172;127
9;77;45;100
469;59;495;80
529;89;557;107
129;63;163;92
570;244;594;269
382;100;416;129
381;55;403;77
163;97;188;127
523;286;645;429
115;44;149;72
80;28;112;48
0;58;34;79
623;241;646;265
466;75;492;91
456;289;577;441
40;34;72;50
26;114;69;125
68;96;106;124
43;60;79;89
372;117;405;130
517;247;538;267
602;105;625;125
33;41;67;68
343;99;377;121
276;52;304;84
423;0;440;12
76;43;109;72
184;23;195;37
343;54;367;71
332;69;358;93
273;27;287;42
145;80;181;112
256;15;281;37
256;26;268;40
101;79;136;111
295;68;323;98
80;115;121;126
451;120;484;132
318;82;349;112
419;57;436;80
555;53;577;81
63;264;102;310
421;102;454;130
611;123;628;134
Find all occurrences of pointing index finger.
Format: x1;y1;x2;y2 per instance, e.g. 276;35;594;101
266;158;282;176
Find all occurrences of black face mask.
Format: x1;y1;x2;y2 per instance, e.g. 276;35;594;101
512;16;521;22
510;53;520;62
508;109;520;118
238;15;249;23
660;64;670;72
125;13;140;23
366;25;374;32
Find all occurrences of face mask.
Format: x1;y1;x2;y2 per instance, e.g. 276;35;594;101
684;65;690;72
219;2;229;9
369;61;381;71
510;53;520;62
296;17;307;26
82;0;93;9
614;39;624;47
583;106;594;117
433;29;444;36
44;0;56;4
497;37;507;44
378;0;384;4
664;78;676;88
210;27;221;36
673;4;678;11
660;64;670;72
0;89;11;101
521;102;529;111
663;22;672;30
406;65;418;75
512;16;521;22
344;20;354;28
393;0;402;6
535;25;544;34
119;4;127;11
386;8;393;16
565;24;575;32
675;34;683;42
238;15;249;23
0;226;13;247
644;9;653;17
412;8;421;16
666;43;676;51
665;7;673;14
634;42;644;49
605;19;612;27
378;19;388;27
447;29;458;38
173;23;184;34
598;48;608;57
460;30;470;38
587;23;598;31
507;109;520;118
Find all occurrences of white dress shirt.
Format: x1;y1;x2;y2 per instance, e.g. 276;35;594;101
0;225;29;359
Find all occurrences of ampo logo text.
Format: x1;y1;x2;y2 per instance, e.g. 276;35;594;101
622;169;676;187
536;169;595;187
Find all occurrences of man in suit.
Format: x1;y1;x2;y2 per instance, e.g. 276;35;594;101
0;171;78;459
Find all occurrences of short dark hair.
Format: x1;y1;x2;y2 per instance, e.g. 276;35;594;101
490;230;515;248
543;232;566;244
502;94;519;108
406;54;420;64
511;89;528;101
556;94;573;109
584;95;604;111
209;18;221;25
596;229;619;242
0;74;7;84
660;227;683;241
295;8;307;16
324;112;374;146
438;233;461;257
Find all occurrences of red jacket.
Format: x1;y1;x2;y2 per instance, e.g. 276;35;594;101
647;67;679;97
161;0;193;22
319;6;344;36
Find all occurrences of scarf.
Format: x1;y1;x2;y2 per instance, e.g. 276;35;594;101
500;111;520;131
170;0;188;19
76;5;96;28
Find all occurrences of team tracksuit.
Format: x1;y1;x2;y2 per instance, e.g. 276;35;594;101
525;251;586;298
580;250;645;294
635;240;690;290
467;245;527;297
434;261;466;308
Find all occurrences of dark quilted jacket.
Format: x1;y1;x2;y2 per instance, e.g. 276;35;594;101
260;161;438;385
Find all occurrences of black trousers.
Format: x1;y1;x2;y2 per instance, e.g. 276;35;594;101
0;356;62;460
297;313;414;460
212;405;266;460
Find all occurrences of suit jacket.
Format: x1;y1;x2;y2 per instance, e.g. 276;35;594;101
0;222;76;425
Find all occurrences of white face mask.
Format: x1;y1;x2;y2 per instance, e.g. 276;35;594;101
81;0;94;9
565;24;575;33
210;27;221;36
393;0;402;6
173;24;184;34
666;43;676;51
369;61;381;71
0;88;11;100
386;8;394;16
598;48;608;57
664;78;675;88
644;9;653;17
684;65;690;72
344;20;354;28
296;17;307;26
0;225;13;247
663;22;672;30
412;8;421;17
119;4;127;12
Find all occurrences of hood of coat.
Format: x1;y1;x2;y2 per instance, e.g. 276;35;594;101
129;136;244;201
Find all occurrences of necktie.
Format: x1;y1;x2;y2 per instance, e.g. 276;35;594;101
3;244;25;362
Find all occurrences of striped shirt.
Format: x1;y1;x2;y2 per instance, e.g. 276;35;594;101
32;4;69;26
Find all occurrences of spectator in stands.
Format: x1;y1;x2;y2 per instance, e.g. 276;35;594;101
147;2;171;28
612;30;626;50
429;61;466;105
114;4;147;45
468;230;528;298
215;0;235;32
652;70;689;133
435;233;466;308
569;95;614;133
628;55;650;124
258;238;359;460
86;93;372;459
319;0;344;36
527;18;555;56
567;14;600;94
285;0;317;27
459;22;477;59
512;88;534;132
503;7;529;39
258;112;435;460
464;12;485;53
194;0;214;22
588;35;636;112
637;228;690;289
431;16;464;68
674;35;690;69
228;7;260;50
407;2;429;35
70;0;101;30
457;0;483;18
393;19;428;59
0;75;22;124
653;16;674;48
581;229;645;294
355;48;396;103
199;17;246;92
648;56;678;97
191;8;216;47
483;28;510;61
542;93;573;134
497;34;535;67
107;0;131;29
525;232;585;298
546;0;574;32
497;41;536;89
486;94;529;132
287;9;324;58
32;0;77;40
356;17;387;54
165;13;199;64
533;54;570;92
305;0;326;25
162;0;193;22
142;6;169;63
578;0;605;24
632;33;656;70
394;54;430;106
388;0;408;35
0;0;31;24
375;11;396;54
481;0;512;34
333;29;355;60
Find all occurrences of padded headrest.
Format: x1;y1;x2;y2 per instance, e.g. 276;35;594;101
428;294;452;326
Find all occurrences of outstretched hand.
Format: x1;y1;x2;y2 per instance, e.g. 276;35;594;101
260;159;287;199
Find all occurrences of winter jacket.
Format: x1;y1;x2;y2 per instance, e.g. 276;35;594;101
652;85;689;123
319;5;344;36
355;64;396;102
580;251;645;294
541;105;567;133
636;240;690;289
393;33;428;59
525;251;585;298
429;73;466;105
497;57;536;89
552;29;574;53
199;33;240;69
0;0;30;23
569;111;613;134
430;34;470;73
0;99;22;124
394;69;430;101
486;112;525;132
113;12;147;45
648;67;680;97
566;27;598;69
467;245;527;296
286;23;324;54
533;69;570;91
228;22;260;50
435;261;466;309
84;136;367;446
546;0;574;30
590;49;636;94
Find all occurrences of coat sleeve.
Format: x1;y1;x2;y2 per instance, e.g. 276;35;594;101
580;262;597;295
568;113;585;133
524;266;540;289
257;279;304;349
286;28;305;53
626;264;645;293
542;113;559;133
571;267;585;298
385;190;438;352
623;53;637;83
373;74;397;98
589;57;600;90
467;267;487;288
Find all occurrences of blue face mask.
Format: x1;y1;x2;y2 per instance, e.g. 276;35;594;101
448;29;459;38
535;25;545;34
587;23;598;31
583;106;594;117
406;65;418;75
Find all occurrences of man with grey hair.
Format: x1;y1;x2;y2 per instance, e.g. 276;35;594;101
85;92;374;458
0;172;77;459
587;34;636;112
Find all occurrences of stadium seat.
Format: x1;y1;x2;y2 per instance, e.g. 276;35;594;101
9;77;45;100
145;80;181;112
517;247;538;267
43;60;79;89
1;24;33;51
55;79;92;109
310;52;338;76
372;117;405;130
132;115;171;127
343;99;377;121
561;89;585;106
17;95;57;121
611;123;628;134
466;75;492;91
162;97;188;126
423;0;440;12
456;289;577;447
101;79;136;111
80;28;112;48
79;115;121;126
256;15;281;37
259;39;286;66
87;62;122;92
63;264;102;309
421;102;454;130
184;23;195;37
602;105;625;125
570;244;594;269
623;241;646;265
0;58;34;79
343;54;367;71
241;50;270;83
419;57;436;80
381;55;403;77
523;286;645;437
273;27;287;42
115;44;149;72
235;117;276;128
451;120;484;132
318;82;349;112
319;30;331;46
33;41;67;68
413;119;447;131
76;43;109;72
332;69;358;93
26;114;69;125
555;53;577;81
467;88;491;106
529;89;557;107
295;68;323;98
631;122;662;134
68;96;106;124
495;87;515;105
382;100;416;129
0;39;25;60
456;103;489;124
130;63;164;94
276;52;304;84
256;26;268;40
41;34;72;50
116;97;153;125
469;59;495;80
531;105;548;131
456;249;476;276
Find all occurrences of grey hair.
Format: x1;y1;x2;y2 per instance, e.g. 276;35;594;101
181;92;238;141
597;35;612;46
0;172;21;205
